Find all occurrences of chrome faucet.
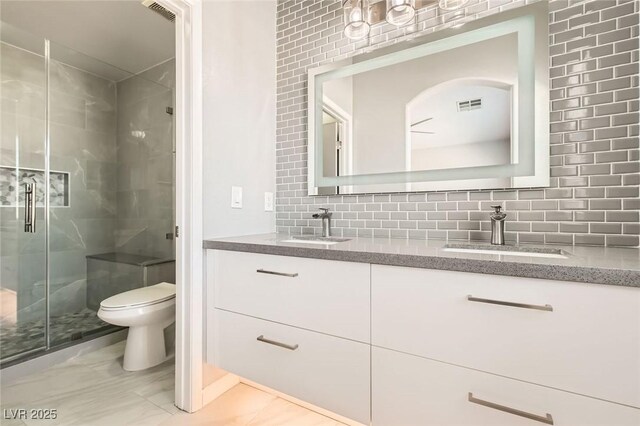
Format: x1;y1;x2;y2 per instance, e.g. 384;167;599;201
312;208;332;237
490;205;507;245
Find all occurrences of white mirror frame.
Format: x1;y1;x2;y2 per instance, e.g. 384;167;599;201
307;2;549;196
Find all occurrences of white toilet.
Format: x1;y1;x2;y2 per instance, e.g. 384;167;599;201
97;282;176;371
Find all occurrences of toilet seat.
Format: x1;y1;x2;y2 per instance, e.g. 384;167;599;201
100;282;176;311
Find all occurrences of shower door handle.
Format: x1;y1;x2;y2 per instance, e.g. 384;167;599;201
24;182;36;233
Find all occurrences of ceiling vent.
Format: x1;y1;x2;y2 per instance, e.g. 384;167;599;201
141;0;176;23
457;98;482;112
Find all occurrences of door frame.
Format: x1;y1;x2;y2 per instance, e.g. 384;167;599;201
322;97;353;179
322;98;353;194
157;0;203;413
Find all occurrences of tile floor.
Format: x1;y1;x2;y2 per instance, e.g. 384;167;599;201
0;341;345;426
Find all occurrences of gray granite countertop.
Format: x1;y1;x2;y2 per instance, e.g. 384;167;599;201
203;234;640;287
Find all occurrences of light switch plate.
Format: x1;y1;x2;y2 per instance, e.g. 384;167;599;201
231;186;242;209
264;192;274;211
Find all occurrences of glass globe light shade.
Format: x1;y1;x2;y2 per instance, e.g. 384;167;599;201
343;0;371;40
438;0;470;11
386;0;416;26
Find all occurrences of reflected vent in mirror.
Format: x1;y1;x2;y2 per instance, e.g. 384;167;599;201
457;98;482;112
141;0;176;22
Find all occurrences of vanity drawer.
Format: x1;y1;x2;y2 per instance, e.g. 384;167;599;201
213;309;370;424
211;250;370;342
372;265;640;407
372;347;640;426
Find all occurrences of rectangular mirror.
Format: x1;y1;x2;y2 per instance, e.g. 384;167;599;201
308;2;549;195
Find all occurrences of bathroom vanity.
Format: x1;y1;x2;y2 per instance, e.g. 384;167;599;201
202;3;640;423
204;235;640;425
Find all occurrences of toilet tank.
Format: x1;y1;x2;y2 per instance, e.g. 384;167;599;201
86;253;175;311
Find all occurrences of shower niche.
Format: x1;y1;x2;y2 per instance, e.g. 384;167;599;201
0;167;70;207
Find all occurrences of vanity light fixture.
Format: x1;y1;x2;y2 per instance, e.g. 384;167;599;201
342;0;469;41
386;0;416;26
438;0;469;27
343;0;371;40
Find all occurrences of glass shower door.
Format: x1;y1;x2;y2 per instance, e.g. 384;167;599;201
0;24;48;363
45;41;125;346
1;24;176;365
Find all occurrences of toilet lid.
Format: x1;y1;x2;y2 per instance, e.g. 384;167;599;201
100;282;176;310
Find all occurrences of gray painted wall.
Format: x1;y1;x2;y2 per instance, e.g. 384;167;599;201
202;0;277;240
275;0;639;247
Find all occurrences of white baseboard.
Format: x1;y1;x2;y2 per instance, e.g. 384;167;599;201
1;329;127;385
239;378;366;426
202;372;240;407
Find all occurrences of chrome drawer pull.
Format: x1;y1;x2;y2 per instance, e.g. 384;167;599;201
256;269;299;278
467;295;553;312
468;393;554;425
256;335;299;351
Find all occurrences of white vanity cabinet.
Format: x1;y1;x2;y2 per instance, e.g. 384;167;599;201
206;249;640;425
373;347;640;426
371;265;640;408
212;250;370;342
371;265;640;425
214;309;370;423
207;250;371;424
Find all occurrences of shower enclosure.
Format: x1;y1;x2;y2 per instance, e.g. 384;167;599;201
0;22;176;366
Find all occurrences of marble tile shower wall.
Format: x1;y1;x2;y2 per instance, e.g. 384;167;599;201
115;59;175;260
275;0;640;247
48;54;119;317
0;42;118;322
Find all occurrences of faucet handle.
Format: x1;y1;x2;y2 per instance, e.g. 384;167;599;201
490;205;506;220
313;208;330;219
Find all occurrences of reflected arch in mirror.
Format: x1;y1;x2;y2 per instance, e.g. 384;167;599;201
404;78;517;176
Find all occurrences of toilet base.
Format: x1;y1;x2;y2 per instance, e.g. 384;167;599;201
96;286;177;372
123;322;172;371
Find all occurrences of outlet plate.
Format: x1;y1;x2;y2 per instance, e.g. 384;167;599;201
264;192;274;211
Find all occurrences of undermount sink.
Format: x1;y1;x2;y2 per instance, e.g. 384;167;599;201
442;243;570;259
281;235;351;245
